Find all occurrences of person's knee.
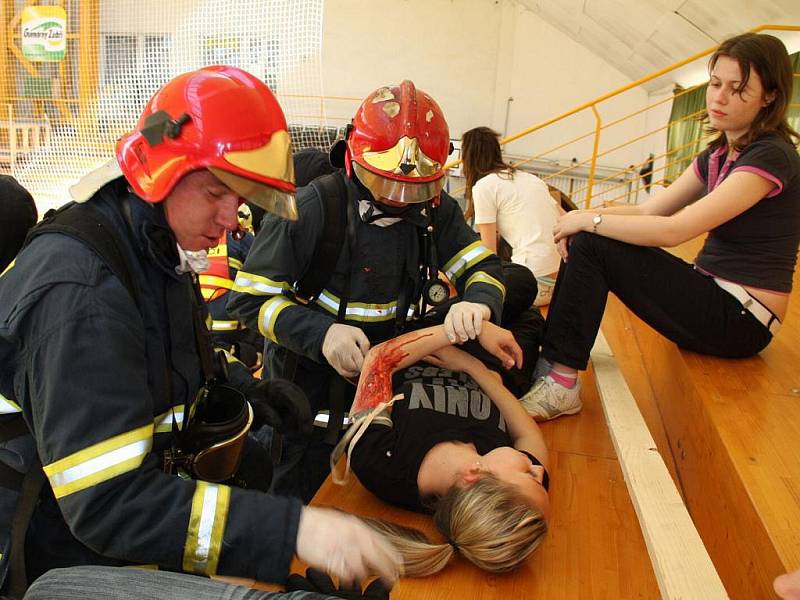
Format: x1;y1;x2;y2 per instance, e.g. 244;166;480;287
568;230;597;252
775;569;800;600
24;567;80;599
567;230;618;263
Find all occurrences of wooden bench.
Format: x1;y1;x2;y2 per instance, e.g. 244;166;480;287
601;238;800;599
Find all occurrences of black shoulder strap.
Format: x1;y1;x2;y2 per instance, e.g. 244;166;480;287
3;203;142;598
24;203;139;306
295;172;348;304
7;458;44;600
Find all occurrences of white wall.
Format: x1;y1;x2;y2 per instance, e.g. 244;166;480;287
321;0;653;171
321;0;504;137
502;4;650;168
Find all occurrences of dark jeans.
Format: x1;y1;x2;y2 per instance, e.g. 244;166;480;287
23;566;337;600
542;232;774;370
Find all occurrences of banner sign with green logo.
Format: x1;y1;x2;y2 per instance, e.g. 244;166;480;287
21;6;67;62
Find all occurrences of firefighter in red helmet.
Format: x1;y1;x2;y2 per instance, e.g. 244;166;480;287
0;66;400;596
229;80;509;502
346;80;450;205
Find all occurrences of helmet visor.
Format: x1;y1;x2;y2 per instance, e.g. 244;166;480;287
209;167;299;221
353;162;444;204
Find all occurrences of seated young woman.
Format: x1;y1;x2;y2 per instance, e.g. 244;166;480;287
461;127;562;307
331;320;550;576
521;32;800;421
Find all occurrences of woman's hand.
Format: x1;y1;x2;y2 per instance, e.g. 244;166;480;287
477;322;523;369
552;210;592;243
423;345;484;376
556;237;570;262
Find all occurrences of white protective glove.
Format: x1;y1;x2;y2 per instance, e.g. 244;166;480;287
322;323;371;378
444;301;491;343
296;506;402;587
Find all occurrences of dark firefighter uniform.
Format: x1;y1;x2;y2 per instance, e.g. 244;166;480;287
0;180;301;591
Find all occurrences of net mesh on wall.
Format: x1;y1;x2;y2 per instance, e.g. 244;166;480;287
0;0;333;213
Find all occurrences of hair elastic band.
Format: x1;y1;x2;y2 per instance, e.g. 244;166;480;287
519;449;550;491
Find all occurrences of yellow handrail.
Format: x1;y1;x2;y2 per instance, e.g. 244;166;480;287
510;84;703;171
568;136;712;202
497;24;795;153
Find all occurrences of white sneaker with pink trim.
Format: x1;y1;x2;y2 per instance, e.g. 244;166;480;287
520;375;582;421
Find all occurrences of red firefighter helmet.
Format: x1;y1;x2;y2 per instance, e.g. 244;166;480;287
346;80;450;204
116;65;298;220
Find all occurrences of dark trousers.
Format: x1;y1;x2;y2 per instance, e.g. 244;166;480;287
24;566;335;600
542;232;773;370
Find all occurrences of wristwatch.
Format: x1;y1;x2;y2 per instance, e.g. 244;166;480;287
592;213;603;233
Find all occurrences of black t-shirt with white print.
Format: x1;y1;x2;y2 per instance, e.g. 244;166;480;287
349;362;512;512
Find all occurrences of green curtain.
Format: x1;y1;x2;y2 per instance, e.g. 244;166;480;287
788;52;800;136
665;85;707;182
665;51;800;184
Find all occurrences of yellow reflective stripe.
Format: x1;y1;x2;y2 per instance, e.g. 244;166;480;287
0;393;21;414
443;241;493;284
228;257;243;271
210;320;240;332
465;271;506;300
153;405;185;434
315;290;399;323
220;349;244;366
1;259;15;277
199;275;234;290
258;296;295;342
183;481;230;576
232;271;289;296
43;424;153;499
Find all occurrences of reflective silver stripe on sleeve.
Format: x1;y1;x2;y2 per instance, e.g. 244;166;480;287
183;481;230;576
232;271;288;295
43;424;153;498
48;440;150;489
443;241;492;283
258;296;295;341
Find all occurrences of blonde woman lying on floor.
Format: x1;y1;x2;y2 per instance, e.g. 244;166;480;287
332;321;550;576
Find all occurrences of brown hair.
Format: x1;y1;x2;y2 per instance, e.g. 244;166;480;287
705;32;799;152
366;475;547;576
461;127;515;220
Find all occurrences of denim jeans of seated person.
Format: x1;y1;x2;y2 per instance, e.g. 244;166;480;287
23;566;339;600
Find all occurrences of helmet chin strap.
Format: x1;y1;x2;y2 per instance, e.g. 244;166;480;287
354;175;429;226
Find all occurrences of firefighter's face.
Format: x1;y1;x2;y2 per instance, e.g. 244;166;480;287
163;170;241;251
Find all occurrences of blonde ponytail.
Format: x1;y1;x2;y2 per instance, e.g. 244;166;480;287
364;474;547;577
